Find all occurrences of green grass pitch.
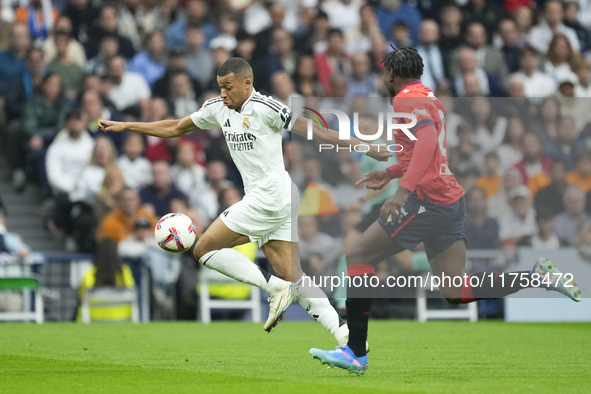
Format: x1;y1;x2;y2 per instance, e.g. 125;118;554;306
1;321;590;394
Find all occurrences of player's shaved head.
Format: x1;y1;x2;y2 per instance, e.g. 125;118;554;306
217;57;253;81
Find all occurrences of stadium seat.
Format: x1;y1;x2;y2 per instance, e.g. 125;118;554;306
416;272;478;323
198;267;261;324
0;276;44;324
80;287;139;323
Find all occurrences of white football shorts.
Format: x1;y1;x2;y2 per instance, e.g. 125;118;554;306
219;191;300;247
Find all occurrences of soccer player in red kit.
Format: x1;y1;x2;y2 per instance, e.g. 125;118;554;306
309;47;582;375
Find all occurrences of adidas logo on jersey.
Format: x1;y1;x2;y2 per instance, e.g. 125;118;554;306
223;119;231;128
418;206;427;214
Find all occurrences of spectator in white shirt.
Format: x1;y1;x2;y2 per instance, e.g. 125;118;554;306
508;45;556;99
46;109;95;238
468;96;508;154
528;0;581;54
499;185;537;247
543;33;580;84
345;3;381;54
322;0;362;36
46;109;95;197
69;136;118;204
575;59;591;97
106;55;151;117
117;134;152;190
170;141;217;224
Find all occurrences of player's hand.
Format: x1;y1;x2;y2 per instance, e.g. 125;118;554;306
380;187;410;225
355;170;391;190
365;144;393;162
98;119;127;133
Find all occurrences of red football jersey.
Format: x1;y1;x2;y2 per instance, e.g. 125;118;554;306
391;81;464;204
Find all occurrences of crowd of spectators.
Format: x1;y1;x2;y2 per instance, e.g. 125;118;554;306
3;0;591;299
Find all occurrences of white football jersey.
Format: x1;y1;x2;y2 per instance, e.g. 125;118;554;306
190;89;296;210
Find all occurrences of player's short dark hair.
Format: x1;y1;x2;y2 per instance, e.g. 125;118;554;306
217;57;253;80
66;107;85;121
382;46;424;79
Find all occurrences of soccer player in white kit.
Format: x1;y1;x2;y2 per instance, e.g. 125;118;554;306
99;58;391;346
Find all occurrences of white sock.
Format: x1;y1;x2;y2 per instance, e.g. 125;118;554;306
297;275;349;346
199;249;286;294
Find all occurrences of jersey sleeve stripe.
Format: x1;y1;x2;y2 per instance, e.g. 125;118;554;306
254;93;283;111
252;99;281;113
410;119;435;134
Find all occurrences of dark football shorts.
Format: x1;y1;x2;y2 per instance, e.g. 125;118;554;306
377;192;467;260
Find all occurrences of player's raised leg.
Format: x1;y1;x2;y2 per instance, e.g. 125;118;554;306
262;239;349;343
429;241;583;303
193;217;295;327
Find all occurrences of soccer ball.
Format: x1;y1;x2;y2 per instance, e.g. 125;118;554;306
155;213;197;254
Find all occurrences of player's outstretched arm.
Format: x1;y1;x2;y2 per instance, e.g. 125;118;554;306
290;115;392;162
98;115;199;138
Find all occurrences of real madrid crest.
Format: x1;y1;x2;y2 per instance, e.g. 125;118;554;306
243;117;250;130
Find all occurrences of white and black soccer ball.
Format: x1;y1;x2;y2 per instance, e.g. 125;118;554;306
155;213;197;254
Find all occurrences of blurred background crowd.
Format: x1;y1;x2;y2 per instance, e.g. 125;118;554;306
3;0;591;318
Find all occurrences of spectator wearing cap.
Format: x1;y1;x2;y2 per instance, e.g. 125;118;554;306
518;210;564;249
375;0;421;46
465;187;500;250
314;28;351;97
566;151;591;192
543;33;580;84
513;132;552;196
139;161;188;218
166;0;217;49
450;22;507;83
508;46;557;99
553;185;591;245
528;0;580;54
499;185;537;247
416;19;446;91
535;160;568;217
106;55;151;117
131;31;167;88
543;117;579;171
97;187;158;245
184;24;214;89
